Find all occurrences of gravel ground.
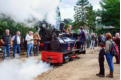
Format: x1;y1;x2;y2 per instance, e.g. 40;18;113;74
36;47;120;80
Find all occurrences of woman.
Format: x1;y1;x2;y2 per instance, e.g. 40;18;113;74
105;32;114;78
33;33;41;56
90;33;95;49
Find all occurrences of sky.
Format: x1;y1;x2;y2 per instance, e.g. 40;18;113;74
60;0;101;20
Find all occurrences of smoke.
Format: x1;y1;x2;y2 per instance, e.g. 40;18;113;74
0;57;52;80
0;0;60;26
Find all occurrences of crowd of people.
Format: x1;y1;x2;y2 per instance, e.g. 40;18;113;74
1;29;41;59
77;27;120;78
96;32;120;78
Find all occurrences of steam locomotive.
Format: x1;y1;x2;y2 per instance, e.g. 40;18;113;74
38;21;85;64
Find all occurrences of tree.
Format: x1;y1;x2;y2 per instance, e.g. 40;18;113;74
73;0;97;31
100;0;120;29
86;5;96;31
74;0;90;26
63;18;73;25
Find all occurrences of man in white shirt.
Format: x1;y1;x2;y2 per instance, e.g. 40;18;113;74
12;31;21;57
25;31;34;57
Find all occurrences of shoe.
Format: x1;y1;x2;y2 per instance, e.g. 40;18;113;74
106;72;113;78
96;73;105;77
114;62;120;64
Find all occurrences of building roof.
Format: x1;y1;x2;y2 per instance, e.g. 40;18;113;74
102;26;115;29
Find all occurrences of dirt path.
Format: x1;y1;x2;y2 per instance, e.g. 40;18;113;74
36;47;120;80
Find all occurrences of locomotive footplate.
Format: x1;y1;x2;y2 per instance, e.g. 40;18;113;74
63;49;80;54
41;49;81;64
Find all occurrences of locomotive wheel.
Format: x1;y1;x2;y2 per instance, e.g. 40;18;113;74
63;55;70;63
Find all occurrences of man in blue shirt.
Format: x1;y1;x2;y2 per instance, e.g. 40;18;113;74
79;27;87;50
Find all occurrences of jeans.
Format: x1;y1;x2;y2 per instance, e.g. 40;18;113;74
13;44;20;57
91;40;95;49
80;41;86;50
27;43;33;57
105;53;114;72
3;45;11;59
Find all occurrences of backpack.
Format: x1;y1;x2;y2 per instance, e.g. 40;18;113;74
110;40;119;56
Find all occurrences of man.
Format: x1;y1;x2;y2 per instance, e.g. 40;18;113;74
12;31;21;57
60;22;65;32
25;31;34;57
33;32;41;56
1;29;11;59
66;25;72;34
79;27;87;50
98;34;102;46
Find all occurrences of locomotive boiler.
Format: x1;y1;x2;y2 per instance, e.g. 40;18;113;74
38;21;85;64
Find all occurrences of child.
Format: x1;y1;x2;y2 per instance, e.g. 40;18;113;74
96;42;105;77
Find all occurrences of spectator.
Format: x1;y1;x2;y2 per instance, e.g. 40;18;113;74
90;33;95;49
79;27;87;50
101;34;106;45
96;42;105;77
95;34;98;47
66;25;72;34
98;34;102;46
86;33;91;48
113;33;120;51
1;29;11;59
105;32;114;78
113;33;120;64
12;31;21;57
33;32;41;56
60;22;65;32
25;31;34;57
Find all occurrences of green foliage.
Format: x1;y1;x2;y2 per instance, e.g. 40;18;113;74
100;0;120;29
63;18;73;25
63;18;73;30
72;22;81;30
73;0;96;31
86;5;96;30
0;18;36;37
76;0;89;6
74;0;90;25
